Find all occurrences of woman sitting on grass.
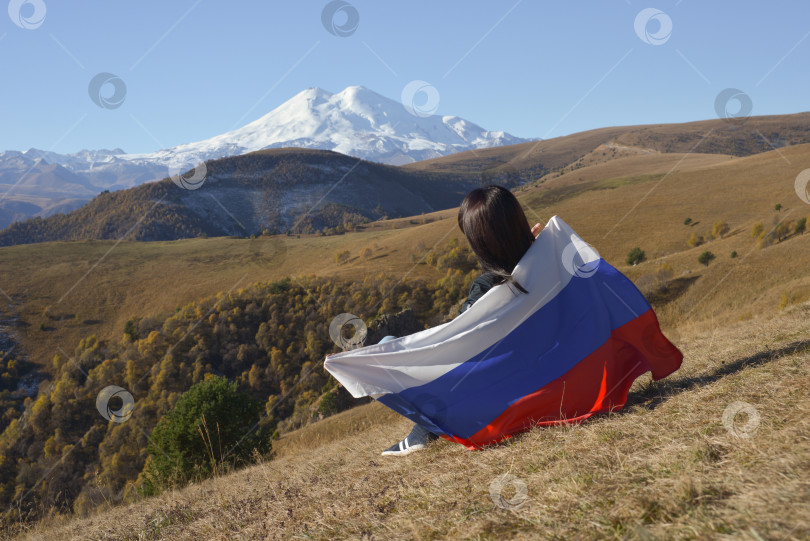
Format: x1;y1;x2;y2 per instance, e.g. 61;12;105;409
380;184;542;456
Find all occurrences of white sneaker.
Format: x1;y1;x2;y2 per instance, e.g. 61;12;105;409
381;424;439;456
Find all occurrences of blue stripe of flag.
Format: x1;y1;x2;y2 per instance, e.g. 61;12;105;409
378;259;651;438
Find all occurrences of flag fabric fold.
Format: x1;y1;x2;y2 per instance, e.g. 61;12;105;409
324;216;683;449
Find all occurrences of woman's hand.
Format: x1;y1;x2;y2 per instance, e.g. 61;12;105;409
531;223;542;238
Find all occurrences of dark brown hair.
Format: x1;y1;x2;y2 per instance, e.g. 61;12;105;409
457;185;534;294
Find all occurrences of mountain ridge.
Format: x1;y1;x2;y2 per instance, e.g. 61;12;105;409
0;85;530;228
0;148;489;246
4;111;810;246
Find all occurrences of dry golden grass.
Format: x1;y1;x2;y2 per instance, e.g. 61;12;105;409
403;112;810;176
535;150;733;187
518;143;810;329
0;219;453;367
4;139;810;540
2;143;809;372
17;300;810;540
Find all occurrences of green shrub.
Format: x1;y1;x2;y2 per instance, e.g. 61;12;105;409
794;217;806;235
123;318;139;342
140;375;270;496
318;390;338;416
698;251;716;266
626;247;646;266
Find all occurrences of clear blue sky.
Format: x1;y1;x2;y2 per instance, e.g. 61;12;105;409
2;0;808;154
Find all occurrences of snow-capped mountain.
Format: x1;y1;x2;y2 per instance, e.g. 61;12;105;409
131;86;530;167
0;86;531;228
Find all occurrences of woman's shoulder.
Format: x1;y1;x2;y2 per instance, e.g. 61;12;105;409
469;272;498;298
475;272;498;288
459;272;500;314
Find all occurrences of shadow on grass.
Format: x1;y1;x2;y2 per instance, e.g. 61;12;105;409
480;338;810;450
646;276;699;307
430;339;809;452
626;338;810;412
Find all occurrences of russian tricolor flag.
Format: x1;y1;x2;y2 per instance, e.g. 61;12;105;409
324;216;683;449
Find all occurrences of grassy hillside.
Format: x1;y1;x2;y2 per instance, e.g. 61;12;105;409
1;126;809;539
17;300;810;539
2;143;808;372
404;112;810;176
0;270;480;528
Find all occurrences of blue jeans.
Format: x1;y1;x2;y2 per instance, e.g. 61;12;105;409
377;335;441;436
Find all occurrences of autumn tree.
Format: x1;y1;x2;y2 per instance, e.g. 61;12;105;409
687;233;704;247
334;250;350;265
711;220;730;239
757;232;774;250
774;221;792;242
655;262;674;291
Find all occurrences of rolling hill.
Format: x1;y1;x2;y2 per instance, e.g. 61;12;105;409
0;123;809;539
403;111;810;178
0;148;487;246
1;141;809;377
3;112;809;249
